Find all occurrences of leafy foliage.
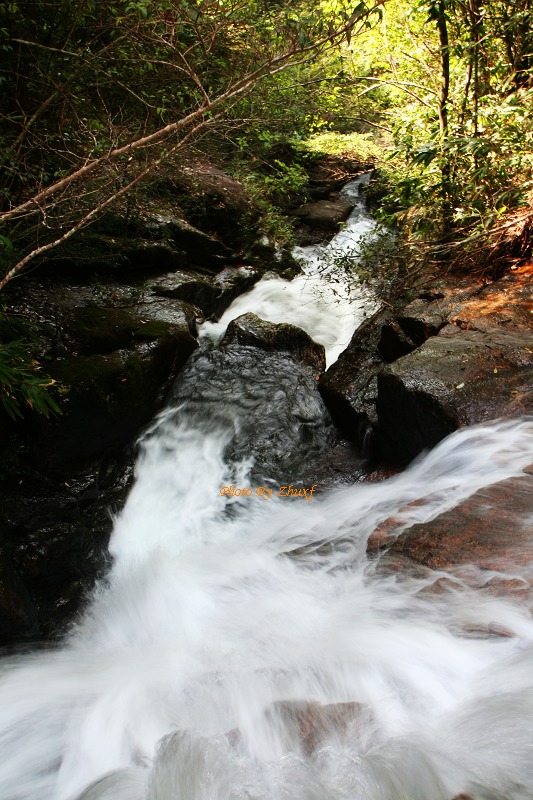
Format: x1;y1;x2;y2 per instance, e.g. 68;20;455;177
0;0;384;286
346;0;533;273
0;313;60;420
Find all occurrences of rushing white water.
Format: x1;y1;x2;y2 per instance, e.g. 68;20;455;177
1;414;533;800
202;175;378;367
1;180;533;800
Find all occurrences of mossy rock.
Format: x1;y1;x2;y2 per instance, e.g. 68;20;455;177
27;330;197;470
63;306;139;354
151;266;259;319
132;320;179;341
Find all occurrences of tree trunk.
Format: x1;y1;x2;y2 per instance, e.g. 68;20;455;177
435;0;453;240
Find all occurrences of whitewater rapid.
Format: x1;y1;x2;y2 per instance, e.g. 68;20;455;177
1;417;533;800
1;177;533;800
202;176;378;367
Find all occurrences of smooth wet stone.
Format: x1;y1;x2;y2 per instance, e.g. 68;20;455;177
368;467;533;604
151;266;259;318
291;199;354;231
221;312;326;372
377;325;533;463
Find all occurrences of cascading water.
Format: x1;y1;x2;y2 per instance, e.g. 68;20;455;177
1;181;533;800
202;174;378;367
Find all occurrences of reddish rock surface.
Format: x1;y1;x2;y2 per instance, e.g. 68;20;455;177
368;466;533;602
266;700;374;755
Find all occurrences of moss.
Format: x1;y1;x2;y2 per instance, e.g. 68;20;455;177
49;353;127;405
66;306;138;354
133;320;175;341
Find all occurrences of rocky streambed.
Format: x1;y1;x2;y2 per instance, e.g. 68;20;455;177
0;161;532;647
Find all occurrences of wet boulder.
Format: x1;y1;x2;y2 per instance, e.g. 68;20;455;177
49;207;233;277
368;466;533;605
28;321;197;471
318;301;446;447
150;265;259;319
318;309;395;448
221;313;326;372
320;265;533;464
0;540;38;644
291;198;354;238
0;454;134;642
139;213;230;270
376;325;533;463
40;222;228;279
61;305;141;355
170;345;333;482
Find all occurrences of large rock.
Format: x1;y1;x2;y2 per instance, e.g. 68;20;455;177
151;265;259;319
221;313;326;372
41;215;231;279
377;325;533;463
0;539;38;644
169;345;333;483
29;328;197;471
0;278;205;642
154;160;256;249
292;198;354;232
318;309;395;449
139;213;230;270
47;161;256;276
319;264;533;464
368;466;533;606
0;454;133;642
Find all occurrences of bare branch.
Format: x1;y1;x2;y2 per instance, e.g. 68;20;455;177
0;110;228;291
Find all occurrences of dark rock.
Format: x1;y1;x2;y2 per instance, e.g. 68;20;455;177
221;313;326;372
120;241;187;273
150;265;259;319
170;345;333;483
134;296;202;333
211;266;261;314
378;320;418;362
151;270;218;311
0;454;134;642
292;198;354;231
398;300;446;341
376;297;445;361
28;325;197;471
377;325;533;463
141;213;230;270
320;264;533;464
62;306;139;355
0;540;38;644
318;309;395;449
299;440;366;490
41;212;231;280
153;161;255;248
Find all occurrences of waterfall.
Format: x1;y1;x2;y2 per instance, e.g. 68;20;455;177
202;174;378;367
1;180;532;800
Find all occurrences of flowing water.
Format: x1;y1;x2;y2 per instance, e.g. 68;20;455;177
1;183;533;800
202;175;378;367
